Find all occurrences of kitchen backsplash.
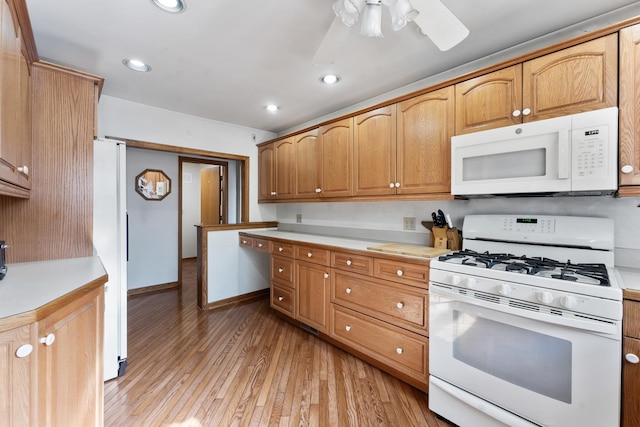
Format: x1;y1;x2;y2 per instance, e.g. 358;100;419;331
276;195;640;268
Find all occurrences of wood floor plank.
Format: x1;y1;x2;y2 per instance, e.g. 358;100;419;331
104;258;454;426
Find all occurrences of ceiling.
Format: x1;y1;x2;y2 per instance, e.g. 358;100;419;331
25;0;640;134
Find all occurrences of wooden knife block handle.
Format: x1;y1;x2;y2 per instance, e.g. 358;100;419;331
430;226;461;251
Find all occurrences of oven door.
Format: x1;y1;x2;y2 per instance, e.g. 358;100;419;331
429;284;621;427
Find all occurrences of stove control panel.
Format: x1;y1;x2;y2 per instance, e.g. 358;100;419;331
502;217;555;233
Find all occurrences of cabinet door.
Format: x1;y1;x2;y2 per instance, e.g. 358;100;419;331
454;65;522;135
15;48;31;190
38;287;104;427
274;138;295;199
353;105;397;196
622;336;640;427
0;324;36;426
296;260;330;333
619;24;640;189
0;0;21;187
294;130;321;198
258;144;275;201
319;118;353;197
522;34;618;122
397;87;454;194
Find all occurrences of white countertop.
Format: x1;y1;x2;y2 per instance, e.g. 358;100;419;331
0;256;107;319
244;230;386;252
616;266;640;292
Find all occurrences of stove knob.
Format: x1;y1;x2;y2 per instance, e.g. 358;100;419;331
497;284;512;296
450;275;461;286
463;278;477;289
560;295;577;309
536;291;553;304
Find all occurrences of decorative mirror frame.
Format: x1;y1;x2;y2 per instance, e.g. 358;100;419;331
135;169;172;201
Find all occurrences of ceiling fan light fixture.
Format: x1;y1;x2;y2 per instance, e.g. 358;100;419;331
122;58;152;72
386;0;418;31
320;74;340;85
333;0;364;27
360;0;383;37
150;0;185;14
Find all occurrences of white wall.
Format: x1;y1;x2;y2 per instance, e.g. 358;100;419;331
181;162;201;259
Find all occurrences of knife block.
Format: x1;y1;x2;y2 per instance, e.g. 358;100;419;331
430;226;461;251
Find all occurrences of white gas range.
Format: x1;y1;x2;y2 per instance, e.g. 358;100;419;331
428;214;622;427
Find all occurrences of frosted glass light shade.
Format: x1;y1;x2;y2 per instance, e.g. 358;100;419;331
360;2;383;37
387;0;418;31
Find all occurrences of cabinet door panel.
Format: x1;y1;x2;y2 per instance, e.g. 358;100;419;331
619;24;640;188
522;34;618;122
354;105;397;196
294;130;321;198
397;87;454;194
319;118;353;197
258;144;275;200
0;324;36;426
455;65;522;135
296;260;330;333
623;336;640;427
274;139;295;199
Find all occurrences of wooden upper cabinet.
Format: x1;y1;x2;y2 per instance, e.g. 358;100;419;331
319;117;353;198
274;138;295;199
522;34;618;122
619;24;640;191
354;105;397;196
258;143;275;200
455;34;617;135
455;65;523;135
397;87;454;194
294;129;320;198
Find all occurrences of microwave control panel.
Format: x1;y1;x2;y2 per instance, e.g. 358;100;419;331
572;125;610;181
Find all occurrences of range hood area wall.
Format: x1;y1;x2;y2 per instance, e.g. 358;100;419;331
275;196;640;268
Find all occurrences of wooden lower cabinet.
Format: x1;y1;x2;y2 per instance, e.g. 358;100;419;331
296;260;330;334
0;284;104;427
271;282;295;317
623;336;640;427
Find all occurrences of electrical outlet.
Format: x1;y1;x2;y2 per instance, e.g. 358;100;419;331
296;213;302;223
403;217;416;231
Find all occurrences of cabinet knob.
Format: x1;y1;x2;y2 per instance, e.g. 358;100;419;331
396;347;404;355
17;165;29;175
271;191;277;196
242;240;247;244
346;260;352;266
324;273;329;279
278;296;284;302
40;333;56;346
278;247;284;252
626;353;640;364
395;182;400;188
389;183;395;188
512;109;521;117
522;108;531;116
397;302;404;309
258;243;263;248
345;287;352;294
315;188;322;193
396;269;404;277
278;268;284;273
622;165;634;174
345;325;351;332
307;252;313;258
16;344;33;358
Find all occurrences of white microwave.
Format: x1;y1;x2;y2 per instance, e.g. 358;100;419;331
451;107;618;196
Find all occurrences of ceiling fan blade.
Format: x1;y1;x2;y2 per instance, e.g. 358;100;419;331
312;16;352;66
411;0;469;51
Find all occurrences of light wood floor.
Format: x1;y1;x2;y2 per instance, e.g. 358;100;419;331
104;258;455;426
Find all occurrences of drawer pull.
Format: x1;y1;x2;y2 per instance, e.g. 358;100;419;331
258;243;263;248
242;240;248;244
278;296;284;302
278;268;284;273
626;353;640;364
16;344;33;358
278;247;284;252
345;287;352;294
346;259;352;266
396;269;404;277
396;347;404;355
324;273;329;279
40;333;56;346
307;252;313;258
397;302;404;309
345;325;351;332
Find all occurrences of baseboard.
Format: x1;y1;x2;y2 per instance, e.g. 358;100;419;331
128;281;179;297
205;289;269;310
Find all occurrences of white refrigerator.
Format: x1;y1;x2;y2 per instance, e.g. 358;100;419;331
93;139;128;381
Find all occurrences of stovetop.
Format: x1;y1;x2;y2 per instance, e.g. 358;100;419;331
438;250;610;287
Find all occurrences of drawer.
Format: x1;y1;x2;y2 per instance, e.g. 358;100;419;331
253;238;270;252
239;235;254;248
374;259;429;289
331;305;428;382
624;300;640;339
270;241;294;257
271;283;295;318
331;251;373;276
294;245;330;266
332;270;427;335
271;255;295;287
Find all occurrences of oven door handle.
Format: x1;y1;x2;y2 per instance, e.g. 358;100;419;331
430;285;618;336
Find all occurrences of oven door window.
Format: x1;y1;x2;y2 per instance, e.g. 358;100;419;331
453;310;572;403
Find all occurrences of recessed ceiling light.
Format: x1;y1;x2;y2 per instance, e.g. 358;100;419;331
320;74;340;85
150;0;185;13
265;104;279;112
122;59;152;72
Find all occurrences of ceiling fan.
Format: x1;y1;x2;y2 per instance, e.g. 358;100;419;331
313;0;469;66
